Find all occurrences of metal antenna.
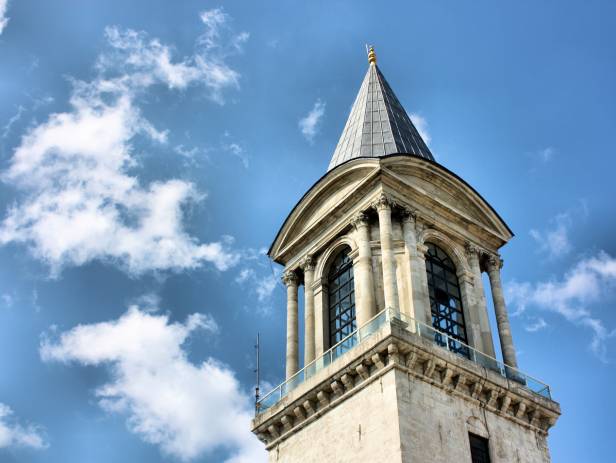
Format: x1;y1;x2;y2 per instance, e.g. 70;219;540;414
254;333;260;414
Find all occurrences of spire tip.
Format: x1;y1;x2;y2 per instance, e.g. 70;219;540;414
367;46;377;65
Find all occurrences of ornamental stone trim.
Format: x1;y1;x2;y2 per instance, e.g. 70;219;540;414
252;320;560;449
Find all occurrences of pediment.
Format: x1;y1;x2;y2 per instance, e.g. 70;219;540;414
270;162;379;263
269;156;513;265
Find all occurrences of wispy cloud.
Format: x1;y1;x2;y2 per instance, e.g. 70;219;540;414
507;251;616;361
1;292;14;308
537;146;555;163
235;249;280;314
0;403;47;450
524;317;547;333
410;113;431;146
2;105;25;139
40;306;265;462
530;212;572;259
0;0;9;36
299;99;326;142
0;10;247;276
221;132;249;168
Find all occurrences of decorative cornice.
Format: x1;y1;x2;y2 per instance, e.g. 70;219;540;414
281;270;299;287
252;324;560;449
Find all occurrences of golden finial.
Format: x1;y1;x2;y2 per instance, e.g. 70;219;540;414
367;45;377;65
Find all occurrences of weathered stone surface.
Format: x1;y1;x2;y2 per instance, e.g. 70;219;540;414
253;322;560;462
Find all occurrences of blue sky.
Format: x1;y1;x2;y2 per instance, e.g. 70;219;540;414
0;0;615;461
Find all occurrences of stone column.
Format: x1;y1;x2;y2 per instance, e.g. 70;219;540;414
301;256;316;365
486;255;519;369
401;209;430;324
373;193;399;312
351;211;376;326
282;270;299;379
415;242;433;326
465;243;496;358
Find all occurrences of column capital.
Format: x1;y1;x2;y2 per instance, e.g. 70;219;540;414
401;206;417;224
465;241;488;260
300;255;315;272
351;211;370;229
371;192;395;212
464;241;479;256
282;270;299;287
486;254;504;272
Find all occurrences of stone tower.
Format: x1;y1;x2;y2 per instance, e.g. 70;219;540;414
252;48;560;463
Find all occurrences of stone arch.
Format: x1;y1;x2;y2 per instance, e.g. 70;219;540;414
417;228;470;276
315;235;358;285
418;227;480;352
313;235;358;352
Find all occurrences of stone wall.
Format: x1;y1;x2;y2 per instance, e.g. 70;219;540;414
396;369;550;463
268;371;402;463
266;367;551;463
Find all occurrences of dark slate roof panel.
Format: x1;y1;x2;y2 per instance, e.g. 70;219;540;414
328;64;434;171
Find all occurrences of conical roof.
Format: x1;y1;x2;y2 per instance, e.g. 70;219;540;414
328;50;434;170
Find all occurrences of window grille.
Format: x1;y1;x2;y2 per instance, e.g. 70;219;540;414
327;248;356;347
425;243;469;358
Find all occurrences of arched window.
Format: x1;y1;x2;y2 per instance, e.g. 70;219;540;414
327;248;356;347
425;243;469;357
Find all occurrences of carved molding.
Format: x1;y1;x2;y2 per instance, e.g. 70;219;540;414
253;327;560;449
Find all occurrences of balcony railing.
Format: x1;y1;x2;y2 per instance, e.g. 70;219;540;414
256;309;551;414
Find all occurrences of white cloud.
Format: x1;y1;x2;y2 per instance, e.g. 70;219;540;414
299;99;326;142
530;212;572;259
99;14;247;103
410;113;431;146
0;12;247;276
507;251;616;360
0;0;9;35
0;403;47;450
524;317;547;333
40;306;265;462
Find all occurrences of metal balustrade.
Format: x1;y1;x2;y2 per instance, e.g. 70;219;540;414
256;309;551;414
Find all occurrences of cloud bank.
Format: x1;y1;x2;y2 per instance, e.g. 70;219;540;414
0;10;247;276
40;306;265;462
